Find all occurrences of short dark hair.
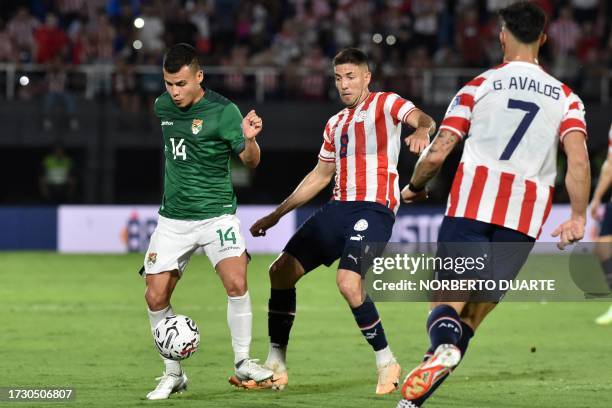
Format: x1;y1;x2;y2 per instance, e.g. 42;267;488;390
333;47;369;69
163;43;200;73
499;1;546;44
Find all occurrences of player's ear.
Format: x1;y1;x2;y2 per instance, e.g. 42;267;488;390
364;68;371;86
539;33;547;47
196;69;203;84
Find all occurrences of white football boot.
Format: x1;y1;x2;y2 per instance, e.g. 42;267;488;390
146;371;188;400
235;359;274;382
228;359;275;389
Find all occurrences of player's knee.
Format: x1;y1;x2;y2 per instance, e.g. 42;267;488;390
269;256;298;288
224;278;247;297
336;277;361;303
145;287;171;310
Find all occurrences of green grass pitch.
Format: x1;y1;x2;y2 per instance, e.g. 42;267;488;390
1;252;611;408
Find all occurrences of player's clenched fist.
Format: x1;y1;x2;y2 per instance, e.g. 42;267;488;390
243;110;263;140
250;213;279;237
404;129;430;154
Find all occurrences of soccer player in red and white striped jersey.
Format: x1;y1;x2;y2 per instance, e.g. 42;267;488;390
249;48;436;394
398;3;590;407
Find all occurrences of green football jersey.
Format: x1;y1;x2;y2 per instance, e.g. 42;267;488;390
154;88;245;220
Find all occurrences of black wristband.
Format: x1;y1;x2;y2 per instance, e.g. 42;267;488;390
407;183;425;193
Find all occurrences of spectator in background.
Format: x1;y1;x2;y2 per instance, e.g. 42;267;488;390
165;8;198;45
577;21;601;63
299;46;328;100
42;57;78;131
270;19;300;67
138;4;165;55
549;6;581;57
8;6;39;62
66;10;90;64
57;0;85;27
87;12;116;63
571;0;599;23
33;13;69;63
106;0;140;20
411;0;443;55
114;58;139;113
189;0;214;54
0;18;17;62
456;8;485;67
222;45;249;96
548;6;581;81
40;145;76;203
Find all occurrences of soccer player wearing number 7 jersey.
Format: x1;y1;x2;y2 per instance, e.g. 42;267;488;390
140;43;273;400
397;2;590;407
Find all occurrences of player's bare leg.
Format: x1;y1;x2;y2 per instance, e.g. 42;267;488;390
145;270;188;400
399;301;495;406
337;269;401;394
217;252;274;388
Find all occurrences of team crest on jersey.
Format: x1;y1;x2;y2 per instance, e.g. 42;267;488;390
354;219;369;231
146;252;157;266
192;119;203;134
447;95;461;114
355;110;367;122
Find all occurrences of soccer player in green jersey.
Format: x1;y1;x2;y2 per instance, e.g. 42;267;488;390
142;43;273;400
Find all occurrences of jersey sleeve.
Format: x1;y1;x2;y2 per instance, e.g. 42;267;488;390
384;93;416;125
559;91;587;142
439;76;485;140
318;118;336;163
220;103;246;155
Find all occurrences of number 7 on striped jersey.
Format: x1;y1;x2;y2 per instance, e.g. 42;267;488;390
499;99;540;160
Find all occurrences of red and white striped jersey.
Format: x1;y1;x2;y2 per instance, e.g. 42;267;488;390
318;92;416;214
440;61;587;238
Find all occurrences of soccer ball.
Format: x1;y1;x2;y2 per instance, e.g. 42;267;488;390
153;315;200;361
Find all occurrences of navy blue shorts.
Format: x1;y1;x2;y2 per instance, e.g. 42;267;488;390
284;201;395;275
600;202;612;236
435;216;535;302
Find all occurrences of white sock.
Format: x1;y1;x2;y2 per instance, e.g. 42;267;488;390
148;305;182;375
375;346;395;368
265;343;287;371
227;291;252;364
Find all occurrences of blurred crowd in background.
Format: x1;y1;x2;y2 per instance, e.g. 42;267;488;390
1;0;611;205
1;0;611;104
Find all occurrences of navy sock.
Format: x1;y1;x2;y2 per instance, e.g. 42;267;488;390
268;288;296;346
351;296;388;351
427;305;462;348
412;321;475;407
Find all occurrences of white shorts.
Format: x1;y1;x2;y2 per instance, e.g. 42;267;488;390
143;213;247;276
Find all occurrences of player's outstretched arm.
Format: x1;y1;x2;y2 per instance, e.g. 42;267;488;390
239;110;262;168
589;151;612;221
552;131;590;249
401;129;459;203
250;160;336;236
403;109;436;154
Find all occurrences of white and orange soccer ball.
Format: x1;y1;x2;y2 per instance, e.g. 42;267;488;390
153;315;200;361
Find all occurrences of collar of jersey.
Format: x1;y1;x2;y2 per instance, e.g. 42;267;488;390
503;60;544;71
